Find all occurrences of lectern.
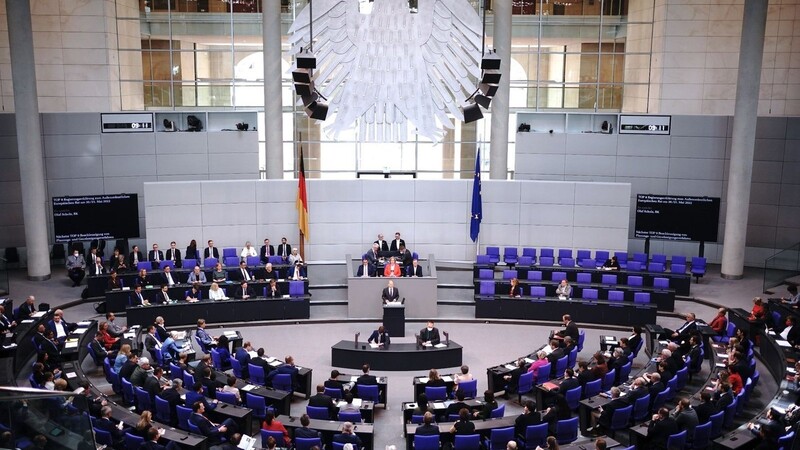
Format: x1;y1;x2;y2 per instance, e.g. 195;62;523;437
383;303;405;337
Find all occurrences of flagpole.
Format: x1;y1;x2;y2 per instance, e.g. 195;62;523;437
298;135;306;259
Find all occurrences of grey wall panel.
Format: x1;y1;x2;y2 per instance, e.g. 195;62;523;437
156;132;208;154
102;133;156;156
670;136;727;159
755;117;787;139
516;133;567;154
574;205;629;228
518;154;566;176
202;180;256;204
41;112;100;135
749;182;781;205
777;206;800;227
201;203;257;226
308;180;362;202
206;131;257;152
624;177;669;197
0;181;22;204
565;134;618;155
575;183;631;206
780;184;800;206
479;224;521;247
520;181;575;204
144;181;202;206
751;160;785;183
0;203;23;226
745;225;777;247
0;116;17;136
208;153;259;175
311;202;363;223
754;138;786;161
254;202;297;225
413;202;468;223
481;202;522;225
256;180;297;202
0;226;25;248
413;223;468;245
566;175;617;183
156;154;209;176
47;178;105;197
671;115;729;137
518;225;574;248
414;180;468;202
565;155;617;176
362;180;415;202
157;175;209;182
617;135;670;157
362;202;415;222
417;245;464;261
202;225;259;249
518;204;574;227
783;141;800;160
484;180;521;203
146;227;205;252
616;156;670;178
666;179;723;197
787;119;800;139
102;155;157;177
747;204;779;227
45;156;103;180
781;162;800;184
208;173;259;180
668;158;725;180
573;227;629;251
145;205;203;229
44;134;101;157
308;223;363;245
0;137;18;158
105;176;156;197
776;227;800;248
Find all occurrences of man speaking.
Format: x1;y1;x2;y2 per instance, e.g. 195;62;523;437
382;280;399;304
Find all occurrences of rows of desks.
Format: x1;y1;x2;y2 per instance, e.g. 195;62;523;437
475;297;657;327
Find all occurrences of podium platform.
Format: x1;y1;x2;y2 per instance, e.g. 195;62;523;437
383;303;406;337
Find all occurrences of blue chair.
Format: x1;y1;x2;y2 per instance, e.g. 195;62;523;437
607;290;624;302
454;434;481;450
709;410;725;438
632;393;650;422
534;363;551;385
634;292;650;304
557;249;572;263
713;321;736;343
602;369;616;390
480;281;496;296
216;391;238;405
356;384;380;404
580;259;596;269
518;256;533;266
246;256;260;266
565;386;582;411
194;334;211;354
176;405;192;430
551;271;567;282
222;247;236;259
289;280;305;297
229;357;243;378
675;367;688;390
583;379;601;399
158;260;175;270
86;342;102;366
134;386;152;413
522;247;537;261
554;355;568;378
425;386;447;401
601;274;617;285
137;261;151;271
183;372;195;388
155;396;172;423
486;247;500;264
691;257;707;282
595;251;610;266
671;263;686;274
778;430;795;450
503;248;519;265
517;372;534;403
554;417;578;444
539;256;555;266
183;258;197;268
633;252;647;264
576;250;591;265
648;262;665;273
651;388;670;412
261;430;286;447
617;362;632;384
124;432;145;450
665;376;678;401
268;256;283;265
527;270;542;281
540;248;554;258
338;411;362;422
28;374;40;389
246;393;270;420
627;261;642;271
109;369;122;395
324;386;343;399
667;430;687;450
249;364;266;385
671;255;686;266
121;377;135;406
490;404;505;418
530;286;546;298
614;252;628;268
502;270;517;280
273;373;293;393
458;379;478;399
627;275;643;287
693;421;712;449
210;348;229;370
476;255;492;266
608;405;632;437
560;258;575;267
576;273;592;284
479;269;493;279
651;254;667;265
414;434;440;450
577;330;585;352
522;423;548;450
653;277;669;289
93;428;113;447
187;420;202;435
296;438;323;450
567;348;577;368
410;414;425;424
583;288;598;301
485;426;514;450
203;257;218;269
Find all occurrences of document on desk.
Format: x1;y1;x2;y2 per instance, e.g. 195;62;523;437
777;339;791;348
73;328;87;334
418;377;430;384
433;402;446;409
352;398;362;407
241;384;257;392
223;331;238;338
524;358;535;364
369;343;379;349
441;376;453;382
716;353;727;358
350;376;359;382
66;372;77;379
504;364;517;371
77;321;92;326
64;341;78;349
542;345;554;355
787;367;796;374
248;351;258;359
32;312;46;318
434;343;447;348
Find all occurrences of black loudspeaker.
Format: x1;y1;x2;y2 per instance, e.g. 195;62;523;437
297;54;317;69
475;94;492;109
481;53;501;70
306;101;329;120
461;103;483;123
479;82;498;97
292;69;312;84
295;82;313;97
481;70;501;84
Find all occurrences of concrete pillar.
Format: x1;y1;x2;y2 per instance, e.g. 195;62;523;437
7;0;50;281
263;0;284;179
460;122;478;179
489;0;511;180
303;117;321;178
720;0;769;279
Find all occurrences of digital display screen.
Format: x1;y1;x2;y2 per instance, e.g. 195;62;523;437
634;194;720;242
53;194;140;242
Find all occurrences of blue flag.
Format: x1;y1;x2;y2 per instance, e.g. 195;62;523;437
470;149;482;242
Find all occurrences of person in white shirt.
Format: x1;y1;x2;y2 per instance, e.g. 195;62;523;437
453;365;474;391
209;282;228;301
240;242;257;259
162;265;177;286
289;248;303;266
222;375;241;403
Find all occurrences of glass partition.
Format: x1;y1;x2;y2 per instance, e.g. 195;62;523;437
764;242;800;293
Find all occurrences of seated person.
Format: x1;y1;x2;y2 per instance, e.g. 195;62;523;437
107;270;123;290
260;239;275;264
357;258;376;277
749;297;766;321
265;279;281;298
382;280;399;304
333;422;363;448
161;266;178;286
185;283;203;302
208;282;228;301
288;261;306;280
259;262;279;280
288;248;304;266
709;307;728;334
235;281;255;300
419;321;441;345
509;277;522;297
187;265;207;283
190;401;237;445
241;241;257;259
555;279;572;299
407;259;423;277
233;261;254;282
367;325;390;347
602;256;620;270
211;263;227;282
384;257;402;277
398;244;413;268
135;268;150;287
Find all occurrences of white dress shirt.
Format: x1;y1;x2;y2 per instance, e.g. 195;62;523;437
241;247;258;258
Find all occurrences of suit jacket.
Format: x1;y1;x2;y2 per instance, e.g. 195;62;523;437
308;393;337;419
419;327;441;345
558;377;580;394
161;271;179;286
557;321;579;341
787;325;800;346
694;401;717;425
367;330;390;346
203;247;220;260
250;356;272;373
374;240;389;252
399;249;412;266
235;285;256;299
356;374;378;388
628;334;642;354
129;251;145;266
407;265;423;277
382;286;400;303
155;324;169;342
144;333;161;357
144;374;162;400
0;313;13;333
187;271;207;283
190;413;223;443
715;390;734;410
95;417;125;440
88;262;106;276
356;264;376;277
165;248;182;267
598;397;628;427
155;291;172;304
515;411;544;436
196;327;214;346
295;426;322;439
647;417;679;450
47;318;74;337
277;244;291;259
365;249;380;267
625;387;648;405
234;347;251;376
232;268;254;282
148;250;164;262
384;264;402;277
260;245;275;263
18;302;36;319
447;401;470;417
333;433;363;447
414;424;439;436
674;321;697;341
390;239;406;252
141;441;169;450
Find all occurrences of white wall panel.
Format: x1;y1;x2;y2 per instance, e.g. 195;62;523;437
157;154;209;176
362;180;415;202
46;156;103;179
44;134;101;157
144;181;202;206
413;202;468;223
102;155;157;177
102;133;155;156
519;205;574;226
520;182;575;204
202;180;256;204
414;180;468;201
201;203;257;226
575;183;631;206
574;205;629;228
565;155;617;177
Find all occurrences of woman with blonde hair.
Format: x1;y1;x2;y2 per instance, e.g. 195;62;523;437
114;343;131;371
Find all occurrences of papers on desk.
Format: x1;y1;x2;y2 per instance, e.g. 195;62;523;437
121;287;130;291
542;345;554;355
77;321;92;326
21;319;33;324
32;312;46;318
350;376;359;382
504;364;517;371
73;328;87;335
777;339;792;348
64;341;78;349
238;434;257;450
248;351;258;359
418;377;430;384
787;367;797;374
524;358;535;365
658;340;669;345
266;357;278;363
604;336;617;342
66;372;77;379
715;363;727;368
441;376;453;383
423;342;433;347
2;343;16;349
282;294;291;299
223;331;238;338
241;384;257;392
717;353;727;359
369;343;379;349
434;343;446;348
433;402;446;409
269;361;281;367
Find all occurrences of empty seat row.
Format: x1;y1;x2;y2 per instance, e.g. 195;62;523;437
479;269;672;290
477;281;653;304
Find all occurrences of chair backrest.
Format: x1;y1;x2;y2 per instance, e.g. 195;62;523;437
356;384;379;403
136;261;151;271
159;260;175;270
93;428;113;446
560;258;575;267
476;254;491;265
488;427;514;450
414;434;440;450
608;290;624;302
261;430;286;446
502;270;517;280
183;258;197;269
665;376;678;400
518;256;534;266
576;249;591;262
176;405;192;430
577;330;585;352
273;373;292;391
583;288;598;300
216;391;238;405
524;423;549;449
204;257;218;268
480;281;496;296
454;434;481;450
246;256;260;266
632;393;650;421
652;387;670;412
653;277;669;289
618;361;632;383
527;271;542;281
565;386;582;410
627;261;642;271
268;256;283;265
530;286;545;298
306;405;330;420
648;262;665;273
567;348;577;368
522;247;536;258
289;280;305;296
249;364;266;385
633;252;647;263
458;379;478;398
539;256;554;266
490;404;505;418
583;379;601;399
554;417;578;444
518;371;534;396
295;438;323;450
124;432;145;450
554;355;569;378
576;273;591;284
778;430;794;450
614;251;628;262
667;430;687;450
534;363;551;385
675;367;688;389
671;263;686;274
540;248;554;258
134;386;151;412
486;246;500;256
601;274;617;285
652;254;667;264
692;421;712;449
222;248;237;258
504;247;518;258
610;405;633;430
224;256;239;267
709;410;725;438
634;292;651;304
558;248;572;260
595;250;609;264
602;369;616;390
230;357;243;378
121;378;135;405
338;411;362;422
551;271;566;282
210;348;223;369
479;269;493;279
627;275;643;286
425;386;447;401
410;414;425;424
245;392;268;419
692;256;707;269
580;259;596;268
671;255;686;266
324;386;343;399
187;421;201;435
154;396;171;423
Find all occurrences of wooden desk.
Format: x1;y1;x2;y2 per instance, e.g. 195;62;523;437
412;373;458;399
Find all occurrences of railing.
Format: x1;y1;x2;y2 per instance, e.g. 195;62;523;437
763;241;800;293
0;257;8;297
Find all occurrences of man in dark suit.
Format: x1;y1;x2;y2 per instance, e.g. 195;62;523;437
235;281;255;300
295;414;322;439
647;407;679;450
87;256;106;276
647;373;666;408
149;244;164;263
407;259;424;277
277;237;291;262
419;321;441;345
591;387;627;433
203;240;219;260
258;263;279;281
415;412;439;436
446;389;470;418
714;382;734;411
19;295;37;319
324;370;347;393
260;238;275;264
142;427;180;450
366;243;380;270
555;314;579;342
356;258;376;277
95;406;127;445
143;326;161;360
557;368;580;394
234;342;252;379
128;245;144;267
390;232;406;252
39;330;62;364
47;310;75;345
249;348;272;374
0;305;16;334
233;261;254;282
355;364;378;392
144;367;165;402
666;313;697;343
155;285;173;304
308;384;337;419
514;400;543;437
374;234;389;252
166;241;182;268
367;325;390;347
381;280;399;304
158;379;184;420
267;356;299;389
576;361;596;387
694;391;717;425
263;279;280;298
398;244;412;267
190;401;237;445
546;340;566;370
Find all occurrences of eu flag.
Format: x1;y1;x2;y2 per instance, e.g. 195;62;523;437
470;149;482;242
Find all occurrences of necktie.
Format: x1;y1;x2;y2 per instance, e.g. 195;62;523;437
155;252;159;262
389;288;393;297
138;293;143;303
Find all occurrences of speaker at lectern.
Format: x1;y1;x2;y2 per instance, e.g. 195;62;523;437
383;297;405;337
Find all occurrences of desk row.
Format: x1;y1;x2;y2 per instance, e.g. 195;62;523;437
475;297;657;327
126;297;310;328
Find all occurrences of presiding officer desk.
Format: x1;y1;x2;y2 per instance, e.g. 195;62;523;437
331;340;462;371
346;254;438;319
125;296;310;328
475;296;657;327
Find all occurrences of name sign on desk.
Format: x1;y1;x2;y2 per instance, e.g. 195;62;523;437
619;115;671;135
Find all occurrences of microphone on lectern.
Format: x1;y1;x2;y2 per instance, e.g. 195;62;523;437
444;331;449;346
354;332;360;349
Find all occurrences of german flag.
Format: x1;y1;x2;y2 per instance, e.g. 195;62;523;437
296;148;309;240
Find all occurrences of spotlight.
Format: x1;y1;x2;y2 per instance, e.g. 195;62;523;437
296;51;317;69
461;103;483;123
